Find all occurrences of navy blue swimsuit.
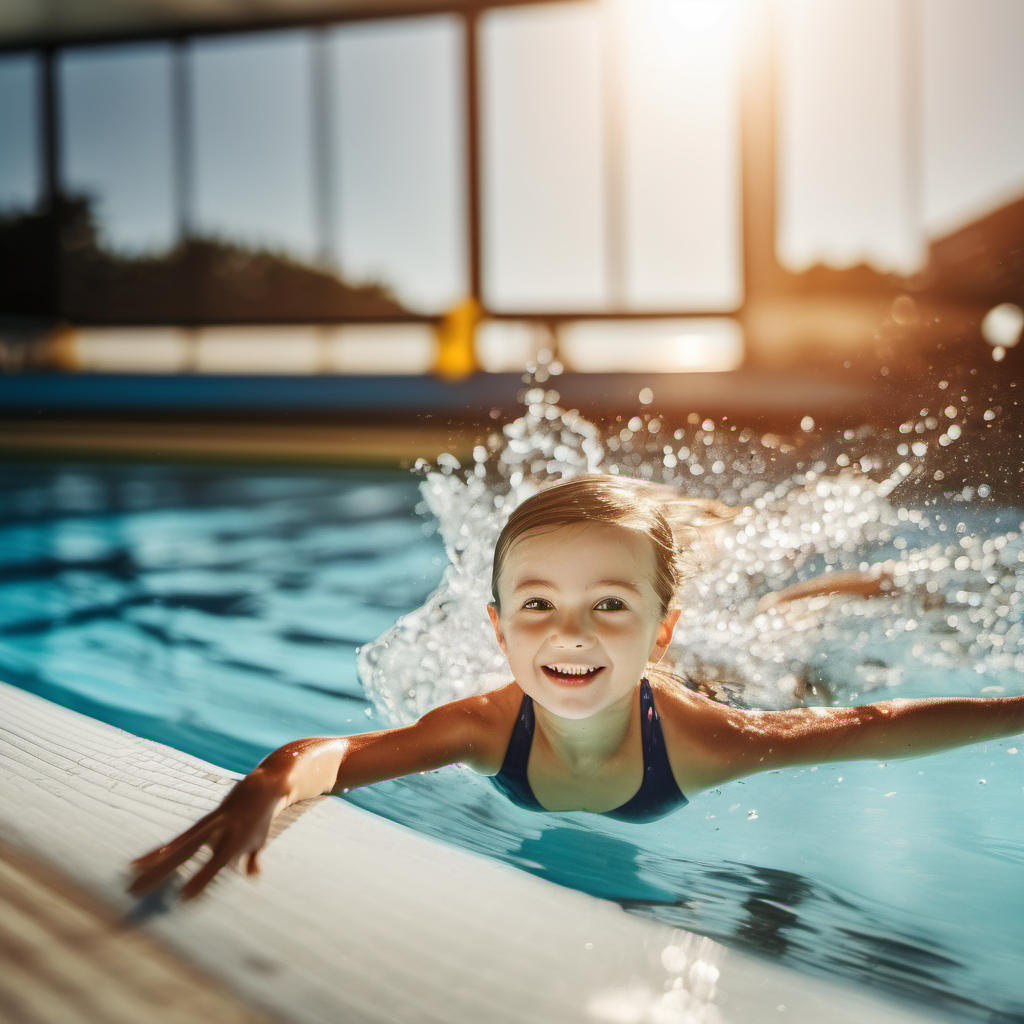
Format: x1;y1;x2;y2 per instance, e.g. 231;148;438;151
489;678;688;823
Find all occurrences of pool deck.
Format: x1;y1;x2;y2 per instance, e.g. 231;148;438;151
0;679;949;1024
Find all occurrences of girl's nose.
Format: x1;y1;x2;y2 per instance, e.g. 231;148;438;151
550;613;594;649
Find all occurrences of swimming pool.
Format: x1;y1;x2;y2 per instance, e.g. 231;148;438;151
1;403;1022;1023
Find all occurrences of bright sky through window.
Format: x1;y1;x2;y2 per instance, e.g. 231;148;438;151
921;0;1024;235
191;31;317;262
481;0;742;312
59;43;177;254
481;2;608;310
777;0;921;274
328;17;465;313
777;0;1024;274
612;0;741;309
0;54;41;214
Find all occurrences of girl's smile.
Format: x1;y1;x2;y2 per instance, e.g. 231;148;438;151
488;522;679;720
541;664;604;685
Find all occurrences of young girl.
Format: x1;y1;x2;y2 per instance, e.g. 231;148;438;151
130;473;1024;900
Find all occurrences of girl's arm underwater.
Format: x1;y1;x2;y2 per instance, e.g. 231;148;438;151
129;691;514;900
660;684;1024;793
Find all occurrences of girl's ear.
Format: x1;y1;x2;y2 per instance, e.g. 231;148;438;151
487;604;506;653
651;608;681;662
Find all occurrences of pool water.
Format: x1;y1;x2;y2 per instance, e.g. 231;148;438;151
1;400;1023;1023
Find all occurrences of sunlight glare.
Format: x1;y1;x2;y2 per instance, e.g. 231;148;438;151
609;0;744;64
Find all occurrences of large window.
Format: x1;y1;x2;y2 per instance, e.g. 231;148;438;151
776;0;1024;272
5;17;469;324
481;0;742;313
4;0;1024;335
481;2;607;310
4;3;745;327
328;17;466;313
614;0;741;310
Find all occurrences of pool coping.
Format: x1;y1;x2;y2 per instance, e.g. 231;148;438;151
0;679;945;1024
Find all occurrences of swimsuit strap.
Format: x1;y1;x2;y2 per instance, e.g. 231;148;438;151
489;689;545;811
601;677;686;823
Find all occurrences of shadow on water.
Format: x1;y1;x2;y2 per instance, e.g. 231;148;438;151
512;825;678;903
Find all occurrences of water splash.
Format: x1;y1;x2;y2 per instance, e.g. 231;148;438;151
359;386;1024;723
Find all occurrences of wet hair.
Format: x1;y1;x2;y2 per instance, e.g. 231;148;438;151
490;474;723;615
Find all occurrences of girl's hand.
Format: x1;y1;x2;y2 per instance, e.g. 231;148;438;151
127;702;498;901
128;768;290;900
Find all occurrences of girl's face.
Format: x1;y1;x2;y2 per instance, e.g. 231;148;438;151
488;522;679;720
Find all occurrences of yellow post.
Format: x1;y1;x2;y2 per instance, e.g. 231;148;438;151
433;296;482;380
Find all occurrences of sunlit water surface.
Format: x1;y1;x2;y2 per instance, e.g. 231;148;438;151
1;396;1022;1023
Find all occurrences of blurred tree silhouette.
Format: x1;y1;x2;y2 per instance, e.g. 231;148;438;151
0;195;411;322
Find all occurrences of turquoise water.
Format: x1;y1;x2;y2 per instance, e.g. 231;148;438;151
1;407;1022;1022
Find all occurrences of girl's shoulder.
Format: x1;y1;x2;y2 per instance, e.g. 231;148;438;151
418;682;523;774
448;681;523;721
647;675;755;792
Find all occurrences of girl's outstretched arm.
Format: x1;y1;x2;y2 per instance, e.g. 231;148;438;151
129;693;509;900
755;563;896;614
664;687;1024;792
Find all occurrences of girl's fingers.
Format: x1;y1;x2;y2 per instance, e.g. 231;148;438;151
128;859;177;897
130;811;218;868
128;822;223;895
128;778;282;900
180;838;245;900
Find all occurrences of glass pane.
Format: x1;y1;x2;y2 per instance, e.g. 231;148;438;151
614;0;742;309
0;52;47;316
190;31;317;262
58;43;176;254
0;53;41;214
481;2;608;310
777;0;922;274
328;16;466;313
922;0;1024;234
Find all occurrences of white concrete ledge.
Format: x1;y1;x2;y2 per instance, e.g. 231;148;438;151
0;680;942;1024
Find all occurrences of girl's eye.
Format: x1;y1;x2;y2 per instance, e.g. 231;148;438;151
594;597;627;611
522;597;553;611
